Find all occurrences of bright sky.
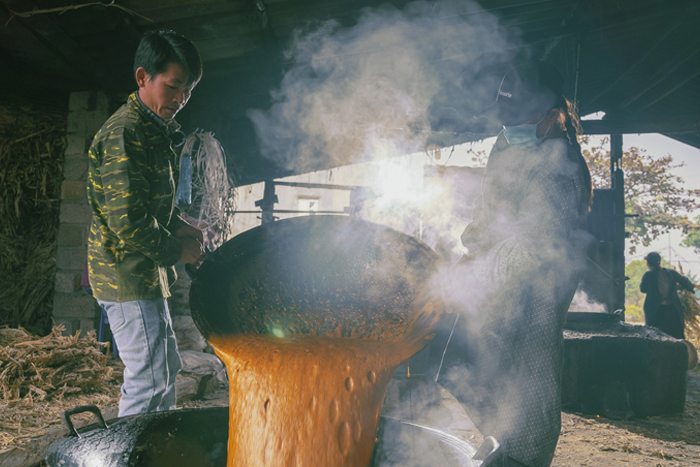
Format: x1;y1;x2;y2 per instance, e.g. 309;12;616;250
440;120;700;279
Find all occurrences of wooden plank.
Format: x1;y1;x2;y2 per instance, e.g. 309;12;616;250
581;118;700;135
45;4;142;40
121;0;250;25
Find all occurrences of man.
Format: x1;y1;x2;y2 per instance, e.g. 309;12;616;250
87;30;205;416
640;252;695;339
438;62;591;467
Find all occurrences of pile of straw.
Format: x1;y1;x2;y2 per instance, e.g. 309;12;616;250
0;325;121;448
0;324;113;403
0;388;120;448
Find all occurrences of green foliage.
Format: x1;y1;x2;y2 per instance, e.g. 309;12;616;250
581;137;700;254
682;214;700;255
625;259;649;314
625;304;644;324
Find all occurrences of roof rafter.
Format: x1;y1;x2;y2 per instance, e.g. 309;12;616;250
0;0;121;91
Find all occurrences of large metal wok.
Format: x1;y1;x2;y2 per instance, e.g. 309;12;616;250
190;215;450;466
188;215;445;343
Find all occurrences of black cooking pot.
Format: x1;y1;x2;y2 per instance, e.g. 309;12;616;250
45;405;228;467
45;405;491;467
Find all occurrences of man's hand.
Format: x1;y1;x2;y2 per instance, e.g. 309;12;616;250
174;224;206;264
174;224;204;244
179;236;206;264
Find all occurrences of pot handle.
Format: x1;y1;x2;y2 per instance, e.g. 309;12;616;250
62;405;109;438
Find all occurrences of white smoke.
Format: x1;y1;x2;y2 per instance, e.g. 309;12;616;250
244;2;575;465
568;289;608;313
248;0;524;175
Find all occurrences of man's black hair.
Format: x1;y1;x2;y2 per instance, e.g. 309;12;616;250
133;30;202;86
645;251;662;268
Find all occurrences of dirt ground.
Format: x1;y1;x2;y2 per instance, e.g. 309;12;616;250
8;362;700;466
552;371;700;467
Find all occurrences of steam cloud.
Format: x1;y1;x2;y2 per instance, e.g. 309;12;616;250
245;2;573;465
248;0;528;175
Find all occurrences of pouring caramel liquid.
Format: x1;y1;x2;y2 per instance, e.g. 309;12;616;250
210;334;423;467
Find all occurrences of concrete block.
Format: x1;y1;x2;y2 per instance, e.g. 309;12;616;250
53;293;98;319
68;92;91;112
54;270;82;293
68;91;109;112
61;180;86;201
562;326;687;418
55;246;87;271
92;92;110;112
57;223;87;247
55;318;80;336
64;133;91;156
59;202;93;224
67;111;104;138
63;157;89;181
80;318;97;334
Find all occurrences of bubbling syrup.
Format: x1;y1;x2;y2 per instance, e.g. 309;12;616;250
210;334;425;467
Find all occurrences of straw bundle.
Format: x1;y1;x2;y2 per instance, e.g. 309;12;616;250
678;263;700;344
0;103;66;334
0;324;112;403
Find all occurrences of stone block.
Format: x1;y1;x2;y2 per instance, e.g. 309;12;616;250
67;110;104;138
59;202;93;224
54;270;82;293
64;133;90;156
53;293;98;319
80;318;97;334
57;223;87;248
61;180;86;201
55;246;87;271
55;318;80;336
63;157;89;181
68;92;92;112
69;91;109;112
562;325;687;418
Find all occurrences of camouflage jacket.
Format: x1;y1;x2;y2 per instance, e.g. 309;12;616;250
87;92;189;302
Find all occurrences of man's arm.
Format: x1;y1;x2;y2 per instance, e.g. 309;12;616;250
674;270;695;292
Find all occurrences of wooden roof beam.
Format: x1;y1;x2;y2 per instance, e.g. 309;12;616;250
581;118;700;135
0;0;121;91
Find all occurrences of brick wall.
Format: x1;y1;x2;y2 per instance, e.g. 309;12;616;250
52;91;110;335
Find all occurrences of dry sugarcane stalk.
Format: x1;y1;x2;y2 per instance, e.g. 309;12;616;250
678;263;700;344
0;105;66;333
0;324;112;402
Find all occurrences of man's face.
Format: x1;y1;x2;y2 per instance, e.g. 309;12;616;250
136;62;196;121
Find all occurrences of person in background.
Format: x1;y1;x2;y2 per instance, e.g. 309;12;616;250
438;61;592;467
640;251;695;339
86;30;205;416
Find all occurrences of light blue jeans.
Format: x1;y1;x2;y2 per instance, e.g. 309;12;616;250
98;298;182;416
